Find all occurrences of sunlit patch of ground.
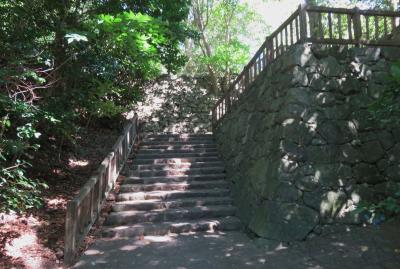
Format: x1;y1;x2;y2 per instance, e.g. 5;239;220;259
44;197;69;211
1;125;122;268
68;158;89;168
0;213;60;269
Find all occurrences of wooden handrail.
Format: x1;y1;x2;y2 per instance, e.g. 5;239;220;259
211;4;400;129
64;116;139;265
306;5;400;17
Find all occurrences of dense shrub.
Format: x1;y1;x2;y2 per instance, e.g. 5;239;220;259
0;0;191;213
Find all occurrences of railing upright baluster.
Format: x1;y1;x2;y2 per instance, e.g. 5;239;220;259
299;3;308;41
318;12;323;39
226;91;231;113
391;17;396;32
328;12;333;39
267;37;274;62
262;48;267;68
347;14;353;40
285;26;288;49
290;21;293;44
384;16;388;36
353;7;362;45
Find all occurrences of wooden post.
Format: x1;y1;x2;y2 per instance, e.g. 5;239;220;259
353;7;362;46
309;11;318;39
374;15;379;40
347;14;353;40
244;67;250;88
88;180;95;224
267;37;274;62
97;170;104;213
299;3;308;42
64;200;78;265
225;91;231;113
328;12;333;39
212;108;217;131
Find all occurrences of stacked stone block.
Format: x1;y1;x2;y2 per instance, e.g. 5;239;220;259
215;44;400;241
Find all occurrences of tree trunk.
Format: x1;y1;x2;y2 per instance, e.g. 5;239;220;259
50;0;70;98
192;0;220;95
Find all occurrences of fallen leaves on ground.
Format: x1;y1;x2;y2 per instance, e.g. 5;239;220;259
0;125;121;269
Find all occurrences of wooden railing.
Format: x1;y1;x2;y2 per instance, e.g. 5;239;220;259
64;116;139;265
306;6;400;46
211;4;400;128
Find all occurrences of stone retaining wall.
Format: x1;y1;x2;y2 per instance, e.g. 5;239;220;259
134;75;214;134
215;44;400;241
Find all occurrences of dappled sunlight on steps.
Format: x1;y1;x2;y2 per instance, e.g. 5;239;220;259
101;133;242;239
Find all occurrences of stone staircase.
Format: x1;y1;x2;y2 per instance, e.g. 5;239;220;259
102;133;242;238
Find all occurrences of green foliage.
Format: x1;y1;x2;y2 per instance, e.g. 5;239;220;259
0;161;48;213
199;38;250;75
355;191;400;225
0;93;49;213
369;61;400;127
0;0;191;213
200;1;255;73
95;12;169;80
187;0;267;93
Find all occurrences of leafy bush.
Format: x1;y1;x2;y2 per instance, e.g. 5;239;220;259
0;94;48;213
0;0;191;213
369;61;400;126
355;191;400;225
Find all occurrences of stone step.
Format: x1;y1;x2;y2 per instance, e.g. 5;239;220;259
116;189;230;202
135;152;219;159
102;216;242;238
112;197;233;212
104;205;237;226
143;133;213;139
139;144;217;150
142;137;214;143
129;166;225;177
138;148;218;154
133;156;221;165
119;180;229;193
142;134;212;140
131;161;225;171
140;140;216;146
123;174;227;185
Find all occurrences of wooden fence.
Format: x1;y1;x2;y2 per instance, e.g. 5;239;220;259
211;4;400;128
64;116;139;265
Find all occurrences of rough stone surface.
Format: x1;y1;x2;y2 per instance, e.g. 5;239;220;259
134;75;214;133
249;202;319;241
215;44;400;241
